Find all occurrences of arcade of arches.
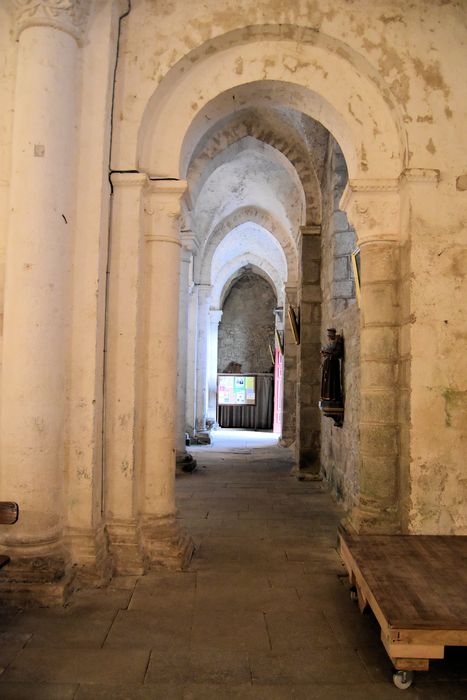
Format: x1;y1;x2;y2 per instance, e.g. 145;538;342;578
0;0;466;604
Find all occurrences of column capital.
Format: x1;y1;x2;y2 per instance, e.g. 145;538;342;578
146;179;187;208
400;168;440;185
144;180;187;244
181;230;199;255
209;309;223;326
340;178;400;246
300;225;321;236
110;171;148;189
197;284;212;303
9;0;93;45
285;284;298;298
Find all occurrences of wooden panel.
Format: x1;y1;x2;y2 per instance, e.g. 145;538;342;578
0;555;10;569
393;658;430;672
0;502;19;525
340;533;467;631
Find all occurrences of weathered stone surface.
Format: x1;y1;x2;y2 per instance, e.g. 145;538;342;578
218;271;276;373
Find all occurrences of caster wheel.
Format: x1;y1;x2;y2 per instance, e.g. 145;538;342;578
393;670;414;689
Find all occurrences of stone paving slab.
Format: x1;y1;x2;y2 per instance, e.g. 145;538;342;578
194;574;301;613
191;608;270;652
323;606;383;649
75;683;183;699
180;682;416;699
71;587;133;610
0;433;466;696
249;648;371;685
265;609;339;651
0;632;31;671
0;648;150;684
104;609;193;650
0;682;79;699
146;650;251;685
6;606;117;649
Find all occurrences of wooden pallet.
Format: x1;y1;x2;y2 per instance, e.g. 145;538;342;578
338;531;467;686
0;502;19;570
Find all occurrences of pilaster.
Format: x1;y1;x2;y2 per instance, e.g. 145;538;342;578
139;179;194;569
176;230;198;455
281;285;298;447
105;172;148;575
340;180;402;533
207;308;223;424
194;284;213;433
297;225;322;473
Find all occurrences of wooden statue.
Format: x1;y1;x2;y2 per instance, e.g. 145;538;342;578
319;328;344;427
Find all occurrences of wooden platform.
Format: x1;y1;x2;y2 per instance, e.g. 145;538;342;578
339;532;467;676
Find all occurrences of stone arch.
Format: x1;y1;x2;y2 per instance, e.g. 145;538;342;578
187;113;323;225
137;25;405;182
196;209;297;286
190;136;306;228
212;254;285;309
216;254;284;309
132;22;406;535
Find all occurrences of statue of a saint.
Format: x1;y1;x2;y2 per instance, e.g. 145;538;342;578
319;328;344;427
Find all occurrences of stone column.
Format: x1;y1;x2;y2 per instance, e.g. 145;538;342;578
297;226;322;473
194;284;212;433
0;0;90;604
139;180;194;568
281;285;298;446
185;283;199;437
176;232;197;456
105;173;147;575
341;181;401;533
207;309;223;425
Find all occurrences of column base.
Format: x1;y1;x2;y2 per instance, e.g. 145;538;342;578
192;431;211;445
176;451;197;473
139;514;194;571
345;501;401;535
106;518;145;576
0;546;76;607
65;524;113;586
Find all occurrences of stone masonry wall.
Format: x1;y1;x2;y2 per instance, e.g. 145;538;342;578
320;140;360;507
218;271;276;374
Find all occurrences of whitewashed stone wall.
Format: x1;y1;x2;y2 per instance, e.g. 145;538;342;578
218;271;276;374
320;140;360;506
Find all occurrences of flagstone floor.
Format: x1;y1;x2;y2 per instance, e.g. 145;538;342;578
0;429;466;699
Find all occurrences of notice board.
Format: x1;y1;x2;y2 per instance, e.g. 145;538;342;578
217;374;256;406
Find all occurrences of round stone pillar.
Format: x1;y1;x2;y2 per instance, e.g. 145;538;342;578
176;232;197;456
139;180;193;568
194;284;212;433
281;285;298;446
0;1;90;603
341;180;401;533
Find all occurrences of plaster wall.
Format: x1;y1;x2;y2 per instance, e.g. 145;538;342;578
113;0;466;179
402;176;467;534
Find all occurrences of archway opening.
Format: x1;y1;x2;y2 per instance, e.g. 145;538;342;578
217;266;277;434
126;25;405;538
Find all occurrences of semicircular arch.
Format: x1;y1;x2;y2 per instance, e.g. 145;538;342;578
196;210;297;286
212;255;284;310
138;25;405;182
188;126;322;226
